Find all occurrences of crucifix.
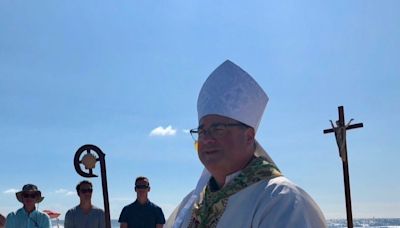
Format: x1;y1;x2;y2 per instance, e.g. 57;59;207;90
323;106;363;228
74;144;111;228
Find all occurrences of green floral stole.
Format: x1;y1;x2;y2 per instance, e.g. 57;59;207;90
189;156;281;228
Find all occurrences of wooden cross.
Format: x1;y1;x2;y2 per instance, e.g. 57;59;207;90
323;106;363;228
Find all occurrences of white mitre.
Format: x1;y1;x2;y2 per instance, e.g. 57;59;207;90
197;59;268;132
171;60;275;228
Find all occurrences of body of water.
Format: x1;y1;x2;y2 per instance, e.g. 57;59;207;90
327;218;400;228
51;218;400;228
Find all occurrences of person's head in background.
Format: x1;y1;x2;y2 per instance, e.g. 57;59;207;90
0;213;6;228
135;176;150;204
15;184;45;213
76;180;93;205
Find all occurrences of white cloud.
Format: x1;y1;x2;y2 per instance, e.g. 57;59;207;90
66;191;75;196
3;188;18;194
182;129;190;134
55;188;75;196
55;189;68;194
149;125;177;136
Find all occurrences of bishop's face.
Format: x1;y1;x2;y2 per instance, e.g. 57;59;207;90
197;115;254;176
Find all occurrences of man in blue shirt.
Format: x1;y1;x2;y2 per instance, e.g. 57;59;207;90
5;184;52;228
118;176;165;228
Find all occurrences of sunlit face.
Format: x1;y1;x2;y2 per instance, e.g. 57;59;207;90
197;115;255;176
78;183;93;202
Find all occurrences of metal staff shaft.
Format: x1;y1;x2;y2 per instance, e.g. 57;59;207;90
74;144;111;228
99;152;111;228
339;107;353;228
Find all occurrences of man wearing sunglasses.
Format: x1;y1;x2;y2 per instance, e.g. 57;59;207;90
5;184;51;228
64;180;105;228
118;176;165;228
166;60;327;228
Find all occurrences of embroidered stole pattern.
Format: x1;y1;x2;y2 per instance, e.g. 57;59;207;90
188;156;281;228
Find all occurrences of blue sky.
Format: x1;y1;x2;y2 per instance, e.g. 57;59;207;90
1;0;399;220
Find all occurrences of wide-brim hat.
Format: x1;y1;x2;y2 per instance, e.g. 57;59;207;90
16;184;44;203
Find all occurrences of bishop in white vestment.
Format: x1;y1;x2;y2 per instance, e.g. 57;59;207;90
166;60;327;228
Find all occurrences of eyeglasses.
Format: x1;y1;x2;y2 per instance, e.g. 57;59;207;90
190;123;248;141
80;188;93;194
23;193;37;199
135;185;149;189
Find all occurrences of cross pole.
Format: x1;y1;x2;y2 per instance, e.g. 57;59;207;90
323;106;363;228
74;144;111;228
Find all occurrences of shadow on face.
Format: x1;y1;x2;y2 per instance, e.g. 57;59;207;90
197;115;255;175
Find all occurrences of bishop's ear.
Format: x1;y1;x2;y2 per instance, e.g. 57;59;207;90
245;128;255;145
